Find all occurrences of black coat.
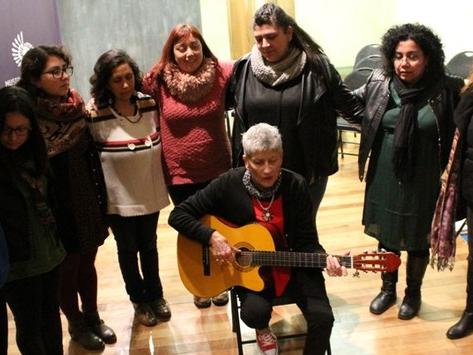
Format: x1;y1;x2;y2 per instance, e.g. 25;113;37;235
454;92;473;206
227;54;363;180
354;69;463;181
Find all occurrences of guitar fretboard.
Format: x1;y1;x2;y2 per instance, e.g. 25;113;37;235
239;250;353;269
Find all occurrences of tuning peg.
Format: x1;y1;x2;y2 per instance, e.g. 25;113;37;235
353;270;360;278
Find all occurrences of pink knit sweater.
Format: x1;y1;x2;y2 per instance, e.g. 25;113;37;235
146;61;233;185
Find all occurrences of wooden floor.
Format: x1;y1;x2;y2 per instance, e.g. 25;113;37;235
6;150;473;354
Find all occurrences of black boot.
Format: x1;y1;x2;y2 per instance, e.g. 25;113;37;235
68;316;105;351
447;259;473;339
369;270;398;314
398;255;429;320
84;311;117;344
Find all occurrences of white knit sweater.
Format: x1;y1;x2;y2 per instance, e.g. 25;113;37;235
87;92;169;216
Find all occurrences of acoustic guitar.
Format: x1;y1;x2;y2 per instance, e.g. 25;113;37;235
177;215;401;298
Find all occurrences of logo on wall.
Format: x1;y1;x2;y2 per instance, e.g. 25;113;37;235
4;31;33;86
12;31;33;66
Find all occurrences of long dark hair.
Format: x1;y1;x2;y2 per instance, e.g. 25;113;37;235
0;86;48;176
253;3;326;76
17;45;72;99
90;49;142;107
381;23;445;80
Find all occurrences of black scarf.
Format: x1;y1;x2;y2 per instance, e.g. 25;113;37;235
392;75;432;180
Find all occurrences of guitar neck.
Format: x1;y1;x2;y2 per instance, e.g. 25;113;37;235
242;251;353;269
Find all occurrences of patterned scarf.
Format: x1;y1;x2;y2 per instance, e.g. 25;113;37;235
430;128;462;270
250;44;306;87
35;89;87;157
242;169;281;199
163;58;216;104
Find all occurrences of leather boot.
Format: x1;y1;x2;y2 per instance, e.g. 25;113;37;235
398;255;429;320
369;270;398;314
68;317;105;351
84;311;117;344
447;259;473;339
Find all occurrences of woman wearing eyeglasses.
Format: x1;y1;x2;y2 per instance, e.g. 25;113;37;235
17;46;115;351
0;86;65;355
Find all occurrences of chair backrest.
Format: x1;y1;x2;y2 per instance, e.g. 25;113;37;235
354;44;381;68
354;55;383;70
343;67;373;91
446;51;473;78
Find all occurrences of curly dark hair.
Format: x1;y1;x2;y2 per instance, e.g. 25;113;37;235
253;3;326;72
17;45;72;98
0;86;48;176
381;23;445;79
89;49;142;107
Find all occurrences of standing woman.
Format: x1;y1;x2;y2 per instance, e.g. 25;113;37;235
354;24;463;319
142;24;232;309
445;74;473;339
228;3;363;233
88;49;171;326
18;46;115;351
0;86;65;355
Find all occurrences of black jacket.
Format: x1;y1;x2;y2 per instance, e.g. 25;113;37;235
454;92;473;205
227;54;363;180
354;69;463;180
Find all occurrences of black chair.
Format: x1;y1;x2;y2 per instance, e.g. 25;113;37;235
337;117;361;158
343;67;373;91
354;44;381;68
446;51;473;78
230;289;331;354
353;54;383;70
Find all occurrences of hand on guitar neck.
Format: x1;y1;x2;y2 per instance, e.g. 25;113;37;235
326;254;348;277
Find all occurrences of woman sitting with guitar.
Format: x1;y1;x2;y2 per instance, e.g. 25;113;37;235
169;122;346;355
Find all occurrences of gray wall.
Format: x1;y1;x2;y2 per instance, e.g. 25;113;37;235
56;0;201;101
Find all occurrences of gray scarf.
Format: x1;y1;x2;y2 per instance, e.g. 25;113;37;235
250;45;306;87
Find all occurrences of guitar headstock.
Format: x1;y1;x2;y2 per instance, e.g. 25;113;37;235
352;251;401;273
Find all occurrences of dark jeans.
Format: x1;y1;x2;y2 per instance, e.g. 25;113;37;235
237;275;333;355
309;176;329;238
59;248;98;320
108;212;162;303
0;297;6;355
2;267;63;355
168;181;210;206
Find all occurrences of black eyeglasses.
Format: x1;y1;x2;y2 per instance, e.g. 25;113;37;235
42;66;74;79
2;126;32;136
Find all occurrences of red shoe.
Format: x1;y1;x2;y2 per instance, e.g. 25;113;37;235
256;328;278;355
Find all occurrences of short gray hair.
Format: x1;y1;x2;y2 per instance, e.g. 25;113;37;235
241;123;282;157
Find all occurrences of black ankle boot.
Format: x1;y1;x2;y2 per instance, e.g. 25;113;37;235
447;311;473;339
447;256;473;339
370;270;397;314
68;317;105;351
84;311;117;344
398;255;428;320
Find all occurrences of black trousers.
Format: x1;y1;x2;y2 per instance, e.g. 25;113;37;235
2;266;63;355
236;272;333;355
168;181;210;206
108;212;163;303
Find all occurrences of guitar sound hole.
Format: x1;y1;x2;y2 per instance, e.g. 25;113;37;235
235;248;252;268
